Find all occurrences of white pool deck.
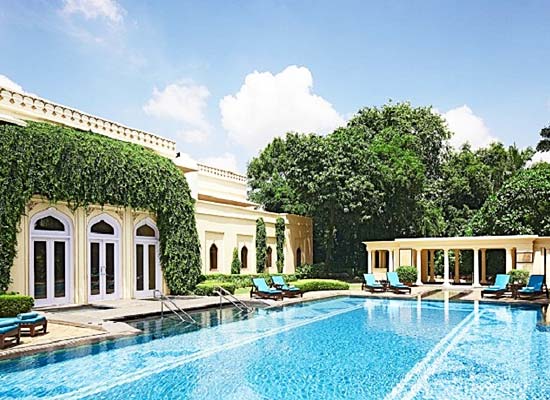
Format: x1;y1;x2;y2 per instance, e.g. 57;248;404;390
1;285;547;360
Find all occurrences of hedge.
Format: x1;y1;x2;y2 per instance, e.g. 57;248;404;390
201;273;297;289
194;281;236;296
396;266;417;284
0;294;34;317
292;279;349;292
0;122;201;293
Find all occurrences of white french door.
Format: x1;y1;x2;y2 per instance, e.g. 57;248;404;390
88;240;119;301
31;239;70;307
134;240;160;298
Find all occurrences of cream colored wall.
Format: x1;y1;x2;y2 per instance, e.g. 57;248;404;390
196;171;249;204
9;197;159;303
195;200;312;275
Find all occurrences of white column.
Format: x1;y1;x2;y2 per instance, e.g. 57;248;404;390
505;248;513;273
367;249;372;274
443;249;451;287
472;248;481;288
388;250;394;272
415;249;423;286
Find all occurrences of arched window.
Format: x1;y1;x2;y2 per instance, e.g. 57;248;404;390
210;244;218;270
296;248;302;268
34;216;65;231
90;220;115;235
136;224;156;237
266;247;273;269
240;246;248;270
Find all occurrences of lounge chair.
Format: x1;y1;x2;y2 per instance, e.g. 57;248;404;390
17;312;47;337
0;318;20;349
481;274;510;298
386;272;412;294
362;273;386;293
271;275;303;297
250;278;283;300
517;275;549;299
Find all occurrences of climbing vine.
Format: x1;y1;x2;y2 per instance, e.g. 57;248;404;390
0;122;201;294
255;217;266;273
275;217;285;273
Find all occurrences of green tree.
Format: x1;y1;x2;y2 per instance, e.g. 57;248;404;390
536;125;550;152
255;218;267;273
231;248;240;275
468;163;550;236
275;217;285;273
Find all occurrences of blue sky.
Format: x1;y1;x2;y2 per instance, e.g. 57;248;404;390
1;0;549;172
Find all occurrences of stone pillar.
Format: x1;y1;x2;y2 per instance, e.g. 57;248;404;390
429;250;435;283
380;251;386;270
388;250;394;272
416;249;423;286
443;249;451;287
367;249;372;274
395;249;401;270
454;249;460;283
481;249;487;284
473;248;481;288
421;250;428;282
506;248;513;273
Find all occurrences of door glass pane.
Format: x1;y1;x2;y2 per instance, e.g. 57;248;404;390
91;220;114;235
148;245;156;290
54;241;66;298
35;216;65;231
137;224;155;237
90;242;100;296
33;241;47;299
105;243;115;294
136;244;144;291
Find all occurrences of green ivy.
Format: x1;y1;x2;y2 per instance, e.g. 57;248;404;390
0;122;201;294
275;217;285;273
255;217;266;273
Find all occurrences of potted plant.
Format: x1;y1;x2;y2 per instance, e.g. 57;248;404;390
507;269;530;287
396;266;417;286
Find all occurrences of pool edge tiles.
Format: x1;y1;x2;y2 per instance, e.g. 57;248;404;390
46;300;368;400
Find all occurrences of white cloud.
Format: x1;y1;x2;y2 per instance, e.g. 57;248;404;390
199;152;240;173
61;0;126;24
220;65;345;150
528;152;550;166
143;82;211;141
0;74;24;92
177;129;209;145
442;105;497;150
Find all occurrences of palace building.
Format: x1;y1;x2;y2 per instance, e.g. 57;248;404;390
0;86;312;307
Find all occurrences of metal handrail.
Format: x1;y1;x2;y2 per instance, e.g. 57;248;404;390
213;286;254;314
153;290;199;325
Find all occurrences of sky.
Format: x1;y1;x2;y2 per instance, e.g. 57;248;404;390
1;0;550;172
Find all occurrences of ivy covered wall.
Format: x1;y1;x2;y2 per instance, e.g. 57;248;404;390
0;122;201;294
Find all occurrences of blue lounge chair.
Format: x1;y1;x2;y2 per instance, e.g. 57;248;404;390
362;274;385;293
481;274;510;298
271;276;303;297
517;275;548;299
17;312;47;336
386;272;411;294
251;278;283;300
0;318;20;349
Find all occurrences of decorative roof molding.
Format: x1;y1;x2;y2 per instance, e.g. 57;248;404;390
0;87;176;158
197;163;247;183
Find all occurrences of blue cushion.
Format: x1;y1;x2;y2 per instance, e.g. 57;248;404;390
17;312;39;320
518;287;535;293
0;325;18;334
0;318;20;328
18;316;46;325
282;285;300;291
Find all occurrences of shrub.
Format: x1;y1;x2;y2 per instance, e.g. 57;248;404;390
231;248;241;275
199;273;297;289
396;266;417;284
275;217;285;273
292;279;349;292
194;281;236;296
508;269;530;285
256;218;267;273
0;294;34;317
295;263;327;279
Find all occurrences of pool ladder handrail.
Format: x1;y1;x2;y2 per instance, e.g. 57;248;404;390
213;286;254;314
153;289;199;325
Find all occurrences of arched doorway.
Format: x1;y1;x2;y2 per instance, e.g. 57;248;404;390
296;248;302;268
88;214;120;302
210;244;218;271
266;247;273;270
240;246;248;270
29;209;72;306
135;219;161;298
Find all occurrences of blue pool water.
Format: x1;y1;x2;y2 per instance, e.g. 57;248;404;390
1;297;549;399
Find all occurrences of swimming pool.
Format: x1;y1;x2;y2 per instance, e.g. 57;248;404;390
1;297;549;399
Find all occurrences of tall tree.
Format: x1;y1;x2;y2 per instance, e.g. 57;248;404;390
536;125;550;152
255;218;267;273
